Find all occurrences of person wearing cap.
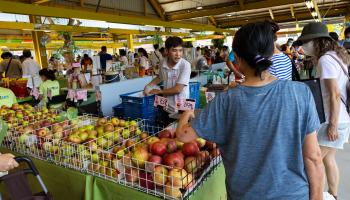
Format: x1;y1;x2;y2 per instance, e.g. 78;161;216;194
297;22;350;199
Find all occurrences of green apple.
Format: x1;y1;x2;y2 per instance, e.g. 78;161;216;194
43;142;52;152
97;138;108;148
135;128;141;136
130;120;137;127
99;160;109;167
124;121;130;127
113;132;120;143
86;124;94;131
103;132;114;140
62;145;74;157
91;153;99;163
50;146;60;154
122;129;130;139
79;132;88;141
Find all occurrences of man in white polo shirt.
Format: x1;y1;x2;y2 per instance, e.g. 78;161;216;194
144;37;191;121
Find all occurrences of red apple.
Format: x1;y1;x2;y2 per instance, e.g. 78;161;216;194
163;153;184;169
158;129;172;139
151;142;167;156
139;171;155;190
166;140;177;153
131;147;149;168
36;128;48;137
125;139;136;148
182;142;199;157
196;150;210;167
145;155;162;172
164;182;182;199
147;137;160;146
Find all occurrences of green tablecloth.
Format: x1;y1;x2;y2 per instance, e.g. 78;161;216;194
17;96;33;104
0;148;226;200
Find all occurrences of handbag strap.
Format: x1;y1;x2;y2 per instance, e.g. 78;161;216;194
325;53;350;107
4;57;13;77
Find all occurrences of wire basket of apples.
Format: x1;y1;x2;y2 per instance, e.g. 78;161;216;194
0;114;96;167
56;117;154;170
85;120;165;180
113;125;222;200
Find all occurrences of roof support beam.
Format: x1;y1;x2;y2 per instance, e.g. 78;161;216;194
269;9;274;20
144;0;147;16
219;8;345;28
80;0;84;7
160;0;185;5
0;0;234;33
148;0;166;20
168;0;304;21
32;0;50;4
290;5;295;18
208;16;217;27
311;0;322;22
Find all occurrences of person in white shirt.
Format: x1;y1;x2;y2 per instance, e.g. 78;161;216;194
119;50;128;66
298;22;350;199
22;49;41;88
150;44;163;75
144;36;191;120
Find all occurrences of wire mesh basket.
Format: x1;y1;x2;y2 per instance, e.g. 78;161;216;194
86;123;222;199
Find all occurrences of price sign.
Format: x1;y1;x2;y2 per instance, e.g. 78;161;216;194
154;95;168;108
67;89;76;101
205;92;216;103
76;90;88;101
179;99;196;111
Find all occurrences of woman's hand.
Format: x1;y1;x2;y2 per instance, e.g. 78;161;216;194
0;154;19;172
327;124;339;141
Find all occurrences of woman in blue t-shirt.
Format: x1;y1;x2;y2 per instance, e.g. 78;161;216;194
175;22;324;200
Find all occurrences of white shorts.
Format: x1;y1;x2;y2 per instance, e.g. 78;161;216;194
317;123;350;149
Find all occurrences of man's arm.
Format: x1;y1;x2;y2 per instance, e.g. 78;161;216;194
176;111;199;143
324;79;341;141
155;83;185;96
303;132;324;200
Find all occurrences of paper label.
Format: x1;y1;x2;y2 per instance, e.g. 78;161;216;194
154;95;168;108
67;89;75;101
31;88;39;100
176;96;195;111
76;90;88;101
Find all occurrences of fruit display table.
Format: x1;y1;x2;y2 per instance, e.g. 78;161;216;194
0;148;226;200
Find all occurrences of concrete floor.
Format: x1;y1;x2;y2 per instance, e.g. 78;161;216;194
334;143;350;199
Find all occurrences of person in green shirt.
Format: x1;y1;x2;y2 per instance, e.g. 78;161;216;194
0;87;17;107
38;69;60;106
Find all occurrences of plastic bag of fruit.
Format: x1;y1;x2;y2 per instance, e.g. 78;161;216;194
66;107;78;120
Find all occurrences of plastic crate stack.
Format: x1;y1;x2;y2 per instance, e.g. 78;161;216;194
117;91;157;123
189;82;200;109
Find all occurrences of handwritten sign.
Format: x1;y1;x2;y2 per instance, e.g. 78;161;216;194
154;95;168;108
179;100;196;111
76;90;88;101
175;96;195;111
205;92;216;103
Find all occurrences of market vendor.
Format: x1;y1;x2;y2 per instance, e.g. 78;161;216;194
38;68;60;106
144;36;191;122
176;22;324;200
0;52;22;79
0;87;17;107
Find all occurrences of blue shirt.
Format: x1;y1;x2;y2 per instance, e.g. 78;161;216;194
269;53;292;80
192;80;320;200
99;52;112;70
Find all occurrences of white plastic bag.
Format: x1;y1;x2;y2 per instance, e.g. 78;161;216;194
144;85;161;96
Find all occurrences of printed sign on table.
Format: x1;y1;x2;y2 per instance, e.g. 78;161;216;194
154;95;168;108
175;96;196;111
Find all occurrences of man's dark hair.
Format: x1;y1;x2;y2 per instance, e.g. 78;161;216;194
159;47;165;53
1;52;12;59
22;49;32;58
138;48;149;58
120;50;126;57
165;36;183;50
83;54;89;58
153;44;159;50
101;46;107;52
222;46;228;51
345;27;350;38
233;21;274;77
196;47;201;51
329;32;339;41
